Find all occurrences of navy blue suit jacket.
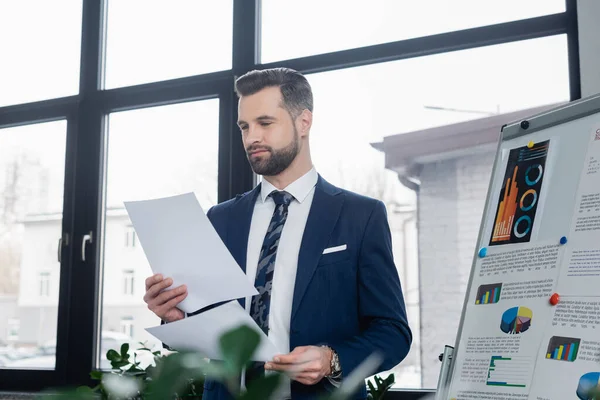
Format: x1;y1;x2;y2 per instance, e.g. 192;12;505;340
202;175;412;400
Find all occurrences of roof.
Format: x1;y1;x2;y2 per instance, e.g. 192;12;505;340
371;103;563;176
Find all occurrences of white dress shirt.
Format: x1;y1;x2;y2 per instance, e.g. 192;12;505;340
244;167;318;399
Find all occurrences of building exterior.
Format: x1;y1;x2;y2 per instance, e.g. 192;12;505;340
5;209;159;352
0;295;18;346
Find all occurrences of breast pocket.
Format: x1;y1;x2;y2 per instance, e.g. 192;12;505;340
317;245;351;267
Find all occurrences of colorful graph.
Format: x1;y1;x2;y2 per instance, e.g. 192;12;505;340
490;141;549;246
546;336;580;362
491;166;519;243
500;306;533;334
576;372;600;400
476;283;502;305
486;356;531;388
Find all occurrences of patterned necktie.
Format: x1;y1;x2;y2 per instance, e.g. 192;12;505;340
250;190;294;335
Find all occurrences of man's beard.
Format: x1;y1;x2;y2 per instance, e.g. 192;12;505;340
246;127;300;176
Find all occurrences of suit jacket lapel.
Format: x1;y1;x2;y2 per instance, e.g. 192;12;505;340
291;176;344;322
227;185;261;309
227;184;261;274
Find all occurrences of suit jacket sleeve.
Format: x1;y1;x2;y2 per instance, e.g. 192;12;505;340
329;200;412;376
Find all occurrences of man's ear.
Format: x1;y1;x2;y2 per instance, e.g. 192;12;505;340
297;109;313;138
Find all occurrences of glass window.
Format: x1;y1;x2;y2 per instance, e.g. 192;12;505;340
125;225;136;248
104;0;233;89
306;35;569;388
7;319;19;342
120;317;134;338
99;99;220;367
260;0;565;63
0;121;67;370
123;270;135;296
39;272;51;297
0;1;82;107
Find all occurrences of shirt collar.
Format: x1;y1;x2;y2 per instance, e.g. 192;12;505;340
260;167;318;204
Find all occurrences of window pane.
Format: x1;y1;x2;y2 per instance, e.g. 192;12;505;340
0;121;67;369
0;2;82;107
105;1;233;89
261;0;565;62
306;35;568;388
99;100;219;368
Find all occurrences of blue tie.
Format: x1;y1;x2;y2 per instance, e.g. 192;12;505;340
250;190;294;334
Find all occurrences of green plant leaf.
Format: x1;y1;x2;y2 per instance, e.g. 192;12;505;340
111;360;130;369
120;343;130;357
89;370;103;381
126;364;145;373
219;325;260;374
366;373;395;400
238;373;282;400
106;349;120;362
144;352;205;400
367;380;376;393
200;360;228;381
137;347;153;352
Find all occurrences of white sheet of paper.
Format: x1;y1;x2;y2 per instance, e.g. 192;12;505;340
124;193;258;314
146;301;279;362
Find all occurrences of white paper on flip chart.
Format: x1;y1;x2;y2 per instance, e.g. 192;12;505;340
124;193;258;314
146;301;279;362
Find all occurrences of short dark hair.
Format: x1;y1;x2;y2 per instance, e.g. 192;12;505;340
234;68;313;118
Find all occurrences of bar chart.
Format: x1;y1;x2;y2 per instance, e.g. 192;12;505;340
491;167;519;244
476;283;503;305
546;336;580;362
486;355;532;388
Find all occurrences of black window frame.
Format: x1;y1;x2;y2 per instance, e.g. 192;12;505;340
0;0;579;395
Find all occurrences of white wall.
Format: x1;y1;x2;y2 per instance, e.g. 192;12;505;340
102;213;152;307
578;0;600;97
17;220;61;307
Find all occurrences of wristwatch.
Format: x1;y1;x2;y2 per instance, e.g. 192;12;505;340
322;345;342;377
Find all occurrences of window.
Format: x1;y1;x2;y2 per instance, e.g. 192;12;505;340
123;270;134;296
0;0;580;393
99;99;220;367
260;0;565;62
7;319;19;341
104;0;233;88
306;34;569;388
125;225;136;248
0;1;82;107
38;272;51;297
0;121;65;372
120;317;134;338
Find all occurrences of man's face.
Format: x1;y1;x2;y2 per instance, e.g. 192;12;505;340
237;86;300;176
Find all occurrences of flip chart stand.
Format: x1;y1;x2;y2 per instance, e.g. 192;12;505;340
434;345;454;400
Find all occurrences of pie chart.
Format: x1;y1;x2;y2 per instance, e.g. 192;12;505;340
500;306;533;334
576;372;600;399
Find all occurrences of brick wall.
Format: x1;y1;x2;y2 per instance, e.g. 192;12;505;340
417;151;494;387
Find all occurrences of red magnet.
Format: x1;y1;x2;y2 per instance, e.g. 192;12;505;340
550;293;560;306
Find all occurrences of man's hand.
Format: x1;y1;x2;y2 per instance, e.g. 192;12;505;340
143;274;187;322
264;346;332;386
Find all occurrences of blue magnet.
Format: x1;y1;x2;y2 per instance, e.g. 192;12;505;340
560;236;568;245
478;247;488;258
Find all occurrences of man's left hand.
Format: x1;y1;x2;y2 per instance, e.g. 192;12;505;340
264;346;332;385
